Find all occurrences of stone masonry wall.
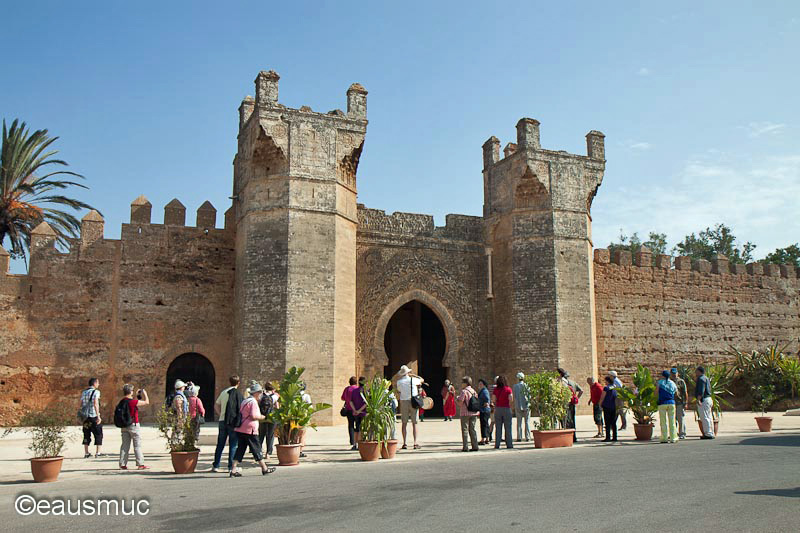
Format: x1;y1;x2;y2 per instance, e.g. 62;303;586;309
594;248;800;381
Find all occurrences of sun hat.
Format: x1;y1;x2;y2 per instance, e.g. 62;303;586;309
516;372;525;380
609;371;618;377
670;367;678;374
398;365;411;376
249;382;263;394
174;379;186;390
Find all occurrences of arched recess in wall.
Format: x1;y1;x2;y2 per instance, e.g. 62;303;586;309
165;353;215;421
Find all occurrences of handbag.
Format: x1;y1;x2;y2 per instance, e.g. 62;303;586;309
410;378;424;409
340;405;349;417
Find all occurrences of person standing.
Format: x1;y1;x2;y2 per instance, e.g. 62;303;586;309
657;370;678;443
587;377;605;438
79;377;104;458
599;376;618;442
212;375;241;473
442;380;456;422
670;368;688;440
171;380;189;418
230;383;276;477
609;370;627;430
456;377;479;451
257;383;279;460
118;384;149;470
186;385;206;441
695;366;715;439
394;365;424;450
488;376;498;440
387;384;398;440
418;386;427;422
341;376;360;449
492;376;514;449
477;379;492;445
349;377;367;447
512;373;531;442
558;368;583;443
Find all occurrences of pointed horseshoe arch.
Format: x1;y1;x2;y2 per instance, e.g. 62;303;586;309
370;289;461;373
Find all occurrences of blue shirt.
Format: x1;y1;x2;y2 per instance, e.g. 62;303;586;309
601;386;617;409
657;379;677;405
478;388;491;413
695;375;711;399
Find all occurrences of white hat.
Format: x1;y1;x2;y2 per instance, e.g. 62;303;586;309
398;365;411;376
174;379;186;390
516;372;525;380
609;371;618;377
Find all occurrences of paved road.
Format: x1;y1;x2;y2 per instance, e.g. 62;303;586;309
1;433;798;532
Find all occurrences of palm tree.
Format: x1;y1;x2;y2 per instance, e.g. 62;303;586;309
0;119;96;263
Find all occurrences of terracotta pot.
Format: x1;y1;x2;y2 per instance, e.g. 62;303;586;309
532;429;574;449
276;444;302;466
696;420;719;436
358;440;381;461
633;423;653;441
755;416;773;432
30;457;63;483
380;440;398;459
170;450;199;474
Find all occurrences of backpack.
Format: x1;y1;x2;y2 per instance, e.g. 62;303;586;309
165;392;177;412
77;389;96;422
565;381;579;405
467;391;481;413
224;389;243;428
113;398;133;428
258;392;274;417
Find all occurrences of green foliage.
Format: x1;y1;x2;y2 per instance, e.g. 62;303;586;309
761;244;800;268
672;223;755;264
267;366;331;445
608;230;668;259
616;364;658;425
778;357;800;399
729;343;792;399
3;404;74;458
705;364;734;419
750;384;776;415
524;372;571;430
0;119;97;263
155;405;197;452
359;376;395;443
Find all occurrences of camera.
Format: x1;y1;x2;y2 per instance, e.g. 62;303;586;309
136;389;143;400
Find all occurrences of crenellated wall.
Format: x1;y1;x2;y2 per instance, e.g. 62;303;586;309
0;199;235;424
593;247;800;381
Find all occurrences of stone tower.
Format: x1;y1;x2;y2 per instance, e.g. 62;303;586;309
232;70;367;423
484;119;605;383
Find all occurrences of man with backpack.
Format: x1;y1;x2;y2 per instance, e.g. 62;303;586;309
78;377;104;458
115;384;150;470
558;368;583;443
212;375;242;473
456;376;479;452
512;372;531;442
257;382;279;460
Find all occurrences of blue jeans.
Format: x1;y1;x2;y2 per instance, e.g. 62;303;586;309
212;421;239;470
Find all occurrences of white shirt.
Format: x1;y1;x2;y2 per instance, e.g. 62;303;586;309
396;376;421;401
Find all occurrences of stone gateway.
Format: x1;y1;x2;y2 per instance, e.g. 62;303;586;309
1;70;798;424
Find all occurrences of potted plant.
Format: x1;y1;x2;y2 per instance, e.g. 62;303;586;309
268;366;331;466
356;376;396;461
616;364;657;441
155;405;199;473
3;405;73;482
752;384;776;432
524;372;573;448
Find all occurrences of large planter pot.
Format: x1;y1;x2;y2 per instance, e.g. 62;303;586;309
696;420;719;436
532;429;574;449
30;457;64;483
358;441;382;461
276;444;302;466
755;416;773;432
633;423;654;441
380;439;399;459
170;450;199;474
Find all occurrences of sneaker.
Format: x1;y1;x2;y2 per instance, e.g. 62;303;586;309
84;453;92;459
119;465;128;470
95;453;107;458
350;445;358;451
211;467;222;473
137;465;150;470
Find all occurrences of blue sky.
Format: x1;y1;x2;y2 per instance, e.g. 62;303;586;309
3;1;798;273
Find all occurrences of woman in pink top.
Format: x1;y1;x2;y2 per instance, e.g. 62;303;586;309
230;383;276;477
186;386;206;440
341;376;360;449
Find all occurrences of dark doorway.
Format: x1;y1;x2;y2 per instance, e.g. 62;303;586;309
166;353;216;421
384;301;447;417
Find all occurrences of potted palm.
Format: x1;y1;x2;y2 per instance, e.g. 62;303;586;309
357;376;396;461
3;405;73;482
525;372;574;448
155;405;199;473
616;364;657;441
268;367;331;466
752;384;776;432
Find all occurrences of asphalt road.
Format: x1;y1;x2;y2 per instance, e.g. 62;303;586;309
1;433;798;532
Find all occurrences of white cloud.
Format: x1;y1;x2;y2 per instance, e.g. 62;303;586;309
637;67;651;76
743;121;786;138
621;140;652;151
592;152;800;257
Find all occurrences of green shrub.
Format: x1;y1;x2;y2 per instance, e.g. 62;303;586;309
524;372;571;430
359;376;395;443
155;405;198;452
616;364;658;425
267;366;331;445
2;404;74;458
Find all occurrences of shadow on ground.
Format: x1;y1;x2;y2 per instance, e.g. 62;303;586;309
729;435;800;447
735;487;800;498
